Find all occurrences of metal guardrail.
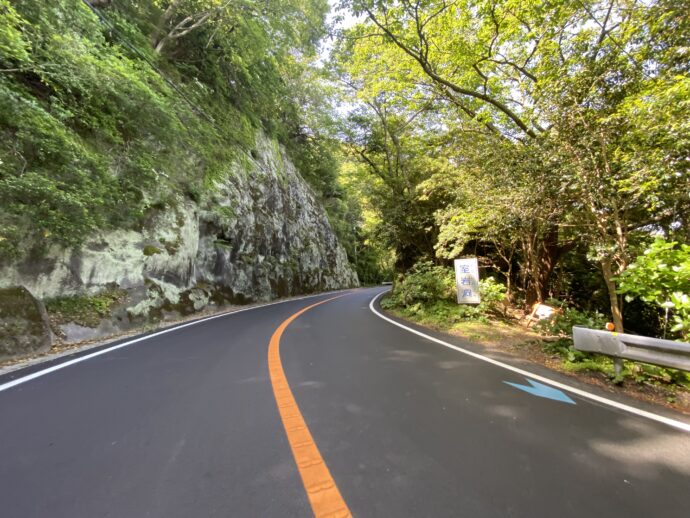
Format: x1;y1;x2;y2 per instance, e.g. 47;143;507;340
572;326;690;375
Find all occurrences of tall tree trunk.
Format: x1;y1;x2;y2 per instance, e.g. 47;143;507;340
522;233;541;306
601;257;624;332
523;226;569;306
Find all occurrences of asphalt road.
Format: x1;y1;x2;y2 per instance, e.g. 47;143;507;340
1;287;689;517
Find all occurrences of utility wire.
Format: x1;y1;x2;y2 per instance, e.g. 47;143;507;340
81;0;269;167
80;1;336;203
82;1;219;128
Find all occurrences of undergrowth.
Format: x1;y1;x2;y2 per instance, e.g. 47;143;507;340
382;261;690;392
45;288;127;328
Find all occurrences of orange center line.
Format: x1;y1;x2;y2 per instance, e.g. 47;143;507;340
268;294;353;518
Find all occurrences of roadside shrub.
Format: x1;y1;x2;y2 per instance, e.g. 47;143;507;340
476;276;507;315
382;262;508;324
535;306;608;338
533;306;611;368
383;261;455;309
617;238;690;341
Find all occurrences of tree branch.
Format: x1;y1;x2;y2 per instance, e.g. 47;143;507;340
363;7;537;137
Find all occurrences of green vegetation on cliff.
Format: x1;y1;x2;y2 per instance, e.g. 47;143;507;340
0;0;355;261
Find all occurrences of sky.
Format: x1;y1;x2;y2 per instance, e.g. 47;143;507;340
318;1;362;63
329;1;360;30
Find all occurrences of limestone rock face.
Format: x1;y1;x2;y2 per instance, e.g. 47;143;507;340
0;287;53;359
195;134;357;302
0;132;358;343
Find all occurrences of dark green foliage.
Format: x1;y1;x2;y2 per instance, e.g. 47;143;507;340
621;298;664;339
352;244;393;285
383;261;456;308
549;247;609;312
0;0;353;265
478;277;508;315
533;304;609;367
382;261;507;323
535;305;608;338
617;238;690;340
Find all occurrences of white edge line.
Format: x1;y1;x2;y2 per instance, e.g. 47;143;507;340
369;291;690;434
0;289;352;393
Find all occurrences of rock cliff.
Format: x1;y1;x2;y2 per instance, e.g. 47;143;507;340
0;287;53;360
0;133;358;345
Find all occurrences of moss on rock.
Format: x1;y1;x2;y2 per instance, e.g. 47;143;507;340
0;286;52;359
45;288;127;328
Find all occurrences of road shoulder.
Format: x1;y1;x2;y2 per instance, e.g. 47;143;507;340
0;289;352;384
371;291;690;430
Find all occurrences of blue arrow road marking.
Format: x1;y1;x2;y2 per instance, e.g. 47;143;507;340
503;378;576;405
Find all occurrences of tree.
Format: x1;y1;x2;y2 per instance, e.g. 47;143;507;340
344;0;550;137
149;0;328;55
426;133;575;304
340;97;443;269
335;0;690;329
532;0;690;330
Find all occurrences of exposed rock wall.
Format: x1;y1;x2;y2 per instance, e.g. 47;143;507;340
0;133;357;343
0;287;53;359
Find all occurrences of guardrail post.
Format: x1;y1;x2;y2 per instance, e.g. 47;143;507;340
613;358;623;378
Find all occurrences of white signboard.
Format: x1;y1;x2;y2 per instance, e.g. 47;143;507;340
454;258;481;304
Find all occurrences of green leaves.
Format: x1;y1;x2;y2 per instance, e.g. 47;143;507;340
618;238;690;302
617;238;690;340
386;261;457;308
0;0;32;66
334;0;690;334
1;0;344;263
383;260;508;324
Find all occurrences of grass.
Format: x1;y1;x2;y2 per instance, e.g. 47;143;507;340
390;304;540;347
383;296;690;408
45;289;127;328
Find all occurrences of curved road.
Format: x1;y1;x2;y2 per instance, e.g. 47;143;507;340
1;287;689;517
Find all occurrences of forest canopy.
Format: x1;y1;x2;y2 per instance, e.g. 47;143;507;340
331;0;690;337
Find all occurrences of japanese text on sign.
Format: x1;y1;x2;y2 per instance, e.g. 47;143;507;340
454;258;480;304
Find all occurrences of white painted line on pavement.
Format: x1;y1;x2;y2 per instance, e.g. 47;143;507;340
369;291;690;433
0;289;351;393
